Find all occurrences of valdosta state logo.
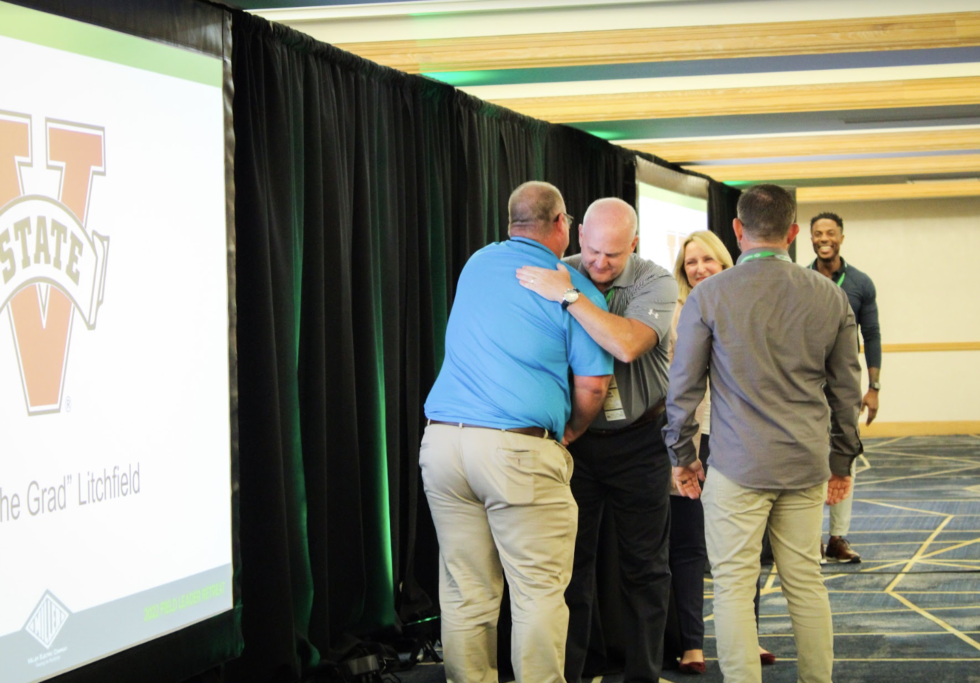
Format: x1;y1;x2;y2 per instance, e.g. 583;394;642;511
0;112;109;415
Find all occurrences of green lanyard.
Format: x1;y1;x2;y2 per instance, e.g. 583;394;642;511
740;251;793;264
810;259;846;287
604;289;614;305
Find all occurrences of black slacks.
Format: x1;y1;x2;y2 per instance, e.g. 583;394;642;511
666;493;707;654
564;415;672;683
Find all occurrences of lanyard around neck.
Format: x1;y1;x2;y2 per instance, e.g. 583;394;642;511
741;251;792;264
811;259;846;287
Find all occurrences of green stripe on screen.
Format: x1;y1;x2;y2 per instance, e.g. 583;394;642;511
0;1;221;87
639;183;708;212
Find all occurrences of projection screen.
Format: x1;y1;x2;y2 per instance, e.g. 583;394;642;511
0;2;237;682
635;157;710;271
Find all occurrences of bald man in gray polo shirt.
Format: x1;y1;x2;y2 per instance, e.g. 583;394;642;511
664;185;863;683
518;198;678;683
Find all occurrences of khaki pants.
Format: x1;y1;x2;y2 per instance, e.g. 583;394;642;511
703;468;833;683
420;424;577;683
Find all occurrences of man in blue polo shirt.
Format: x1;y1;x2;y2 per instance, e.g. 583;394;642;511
422;181;613;683
810;212;881;564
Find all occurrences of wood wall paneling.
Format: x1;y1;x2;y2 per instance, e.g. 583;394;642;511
877;342;980;353
861;421;980;437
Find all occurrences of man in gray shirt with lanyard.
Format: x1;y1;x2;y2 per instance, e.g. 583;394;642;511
665;185;863;683
517;197;678;683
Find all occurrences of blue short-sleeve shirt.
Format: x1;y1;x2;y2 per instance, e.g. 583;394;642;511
425;237;613;437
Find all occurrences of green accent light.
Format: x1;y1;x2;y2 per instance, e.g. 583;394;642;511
377;401;396;615
583;129;622;141
372;289;396;629
423;71;500;87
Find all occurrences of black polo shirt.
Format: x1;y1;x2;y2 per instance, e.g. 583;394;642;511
809;258;881;369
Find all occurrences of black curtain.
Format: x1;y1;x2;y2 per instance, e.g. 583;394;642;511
227;11;635;682
708;180;743;261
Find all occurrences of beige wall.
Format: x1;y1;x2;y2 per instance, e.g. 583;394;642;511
796;197;980;434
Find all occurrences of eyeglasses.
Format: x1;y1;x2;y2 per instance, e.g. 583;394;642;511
556;212;574;226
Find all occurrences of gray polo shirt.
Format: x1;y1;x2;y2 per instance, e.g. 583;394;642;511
663;247;863;489
565;253;678;430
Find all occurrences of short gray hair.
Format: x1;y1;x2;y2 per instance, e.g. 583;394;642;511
736;184;796;241
508;181;563;238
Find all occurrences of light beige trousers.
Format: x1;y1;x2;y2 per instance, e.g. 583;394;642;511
703;468;833;683
419;424;577;683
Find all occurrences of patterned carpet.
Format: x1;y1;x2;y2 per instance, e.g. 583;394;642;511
738;434;980;683
391;435;980;683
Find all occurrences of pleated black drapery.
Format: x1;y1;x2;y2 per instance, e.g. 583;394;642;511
708;180;743;261
228;11;635;682
706;182;797;262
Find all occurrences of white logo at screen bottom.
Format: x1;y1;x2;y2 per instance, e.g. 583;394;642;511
24;592;70;649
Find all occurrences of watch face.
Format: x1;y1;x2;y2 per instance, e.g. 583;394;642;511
562;288;580;309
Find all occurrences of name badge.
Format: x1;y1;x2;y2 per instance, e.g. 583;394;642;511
603;376;625;421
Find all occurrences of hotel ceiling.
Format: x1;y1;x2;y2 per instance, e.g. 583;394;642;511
242;0;980;202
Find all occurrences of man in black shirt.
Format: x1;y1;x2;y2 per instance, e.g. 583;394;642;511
810;212;882;564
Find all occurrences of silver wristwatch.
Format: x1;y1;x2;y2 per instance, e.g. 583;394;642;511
561;288;580;309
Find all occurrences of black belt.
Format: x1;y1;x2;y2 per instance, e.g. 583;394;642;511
588;398;666;436
427;420;549;440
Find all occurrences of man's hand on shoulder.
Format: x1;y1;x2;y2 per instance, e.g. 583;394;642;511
518;261;661;363
826;473;852;505
517;263;572;302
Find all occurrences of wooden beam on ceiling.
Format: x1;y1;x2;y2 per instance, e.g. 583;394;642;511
488;76;980;123
332;11;980;73
624;128;980;164
798;180;980;202
682;154;980;181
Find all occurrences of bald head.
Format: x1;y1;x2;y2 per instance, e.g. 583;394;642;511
578;197;639;291
581;198;637;241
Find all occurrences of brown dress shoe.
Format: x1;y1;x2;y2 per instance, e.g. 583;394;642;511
825;536;861;563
